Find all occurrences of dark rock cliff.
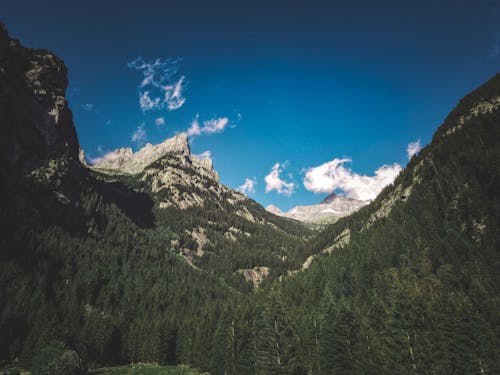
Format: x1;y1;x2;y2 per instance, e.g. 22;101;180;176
0;23;86;236
0;23;80;174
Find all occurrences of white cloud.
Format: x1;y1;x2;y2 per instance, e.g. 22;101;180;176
187;115;229;137
303;158;402;201
139;91;160;111
203;117;229;133
90;148;128;165
194;150;212;160
407;140;421;160
265;163;296;196
239;177;257;196
164;76;186;110
128;57;186;112
131;123;147;146
155;117;165;126
82;103;94;111
187;117;201;136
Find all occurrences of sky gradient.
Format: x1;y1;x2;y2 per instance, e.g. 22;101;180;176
3;0;499;210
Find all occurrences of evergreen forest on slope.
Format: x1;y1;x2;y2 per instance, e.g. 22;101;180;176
1;22;499;374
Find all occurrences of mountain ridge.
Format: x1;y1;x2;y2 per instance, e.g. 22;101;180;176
91;133;197;174
266;194;368;223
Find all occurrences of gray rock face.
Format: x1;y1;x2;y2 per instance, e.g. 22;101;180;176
266;195;368;223
92;133;191;174
92;132;221;183
92;132;222;182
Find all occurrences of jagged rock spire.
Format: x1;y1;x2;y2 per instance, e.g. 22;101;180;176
92;132;191;174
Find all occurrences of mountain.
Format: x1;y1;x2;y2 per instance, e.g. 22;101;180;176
1;22;500;375
266;194;368;223
0;23;310;374
91;133;223;209
91;133;213;176
320;191;338;204
277;73;500;373
89;132;312;276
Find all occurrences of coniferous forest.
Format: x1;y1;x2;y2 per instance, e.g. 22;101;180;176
1;21;500;375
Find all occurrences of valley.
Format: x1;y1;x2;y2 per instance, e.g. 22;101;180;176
1;20;499;375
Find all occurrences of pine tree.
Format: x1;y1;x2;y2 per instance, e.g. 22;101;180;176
255;291;299;375
319;292;359;375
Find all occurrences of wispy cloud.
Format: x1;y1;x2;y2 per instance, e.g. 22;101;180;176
82;103;95;111
139;92;160;111
407;140;421;160
155;117;165;126
131;123;147;146
194;150;212;160
239;177;257;196
128;57;186;112
303;158;401;201
187;115;230;137
163;76;185;110
265;162;295;196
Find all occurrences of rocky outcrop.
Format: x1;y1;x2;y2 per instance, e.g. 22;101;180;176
78;148;88;166
0;23;80;174
442;96;500;138
238;266;270;288
192;153;220;182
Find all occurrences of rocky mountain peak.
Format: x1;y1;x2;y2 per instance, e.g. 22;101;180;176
321;192;338;204
266;194;368;223
92;132;191;174
91;131;222;183
151;132;190;157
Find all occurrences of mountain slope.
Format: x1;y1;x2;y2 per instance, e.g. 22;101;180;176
275;73;500;374
0;23;309;373
89;132;311;280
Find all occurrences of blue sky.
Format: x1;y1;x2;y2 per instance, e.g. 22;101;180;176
3;0;499;210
